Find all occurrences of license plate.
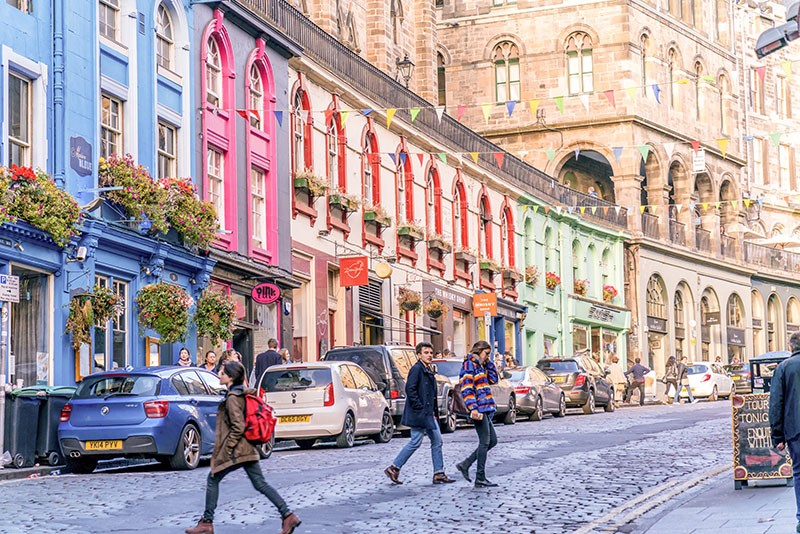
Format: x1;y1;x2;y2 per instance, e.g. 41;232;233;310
732;375;741;381
279;415;310;423
85;440;122;451
553;376;566;383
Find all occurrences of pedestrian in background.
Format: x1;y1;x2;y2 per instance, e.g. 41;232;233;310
200;351;217;374
175;347;193;367
674;356;697;404
253;339;282;386
279;348;291;364
214;349;236;375
769;332;800;533
185;361;301;534
384;342;456;485
606;355;626;408
456;340;499;488
504;351;516;369
623;358;650;406
663;356;678;404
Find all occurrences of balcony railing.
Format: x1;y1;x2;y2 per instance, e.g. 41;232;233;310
668;219;686;246
237;0;628;229
743;241;800;273
641;212;659;239
721;235;737;260
695;228;711;252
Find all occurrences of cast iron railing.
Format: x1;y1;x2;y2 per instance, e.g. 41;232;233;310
668;219;686;246
641;212;659;239
695;228;711;252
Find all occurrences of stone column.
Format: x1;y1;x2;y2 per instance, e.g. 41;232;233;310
615;174;644;235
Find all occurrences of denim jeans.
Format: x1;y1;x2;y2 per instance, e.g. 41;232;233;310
203;461;290;522
462;414;497;480
787;438;800;521
674;382;695;403
392;421;444;473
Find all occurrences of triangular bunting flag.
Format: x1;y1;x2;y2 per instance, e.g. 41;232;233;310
757;197;764;206
689;202;696;212
625;87;637;102
388;153;397;165
409;107;421;123
457;104;467;121
591;206;597;215
236;109;248;120
251;110;261;122
273;110;283;127
675;204;683;215
782;61;793;78
702;75;715;84
324;109;334;124
717;138;729;158
769;132;782;146
701;202;708;211
529;99;540;119
612;147;623;163
567;206;575;215
417;153;425;167
545;149;556;162
639;206;646;214
638;145;651;161
731;200;738;210
714;201;721;210
691;140;701;154
398;153;407;166
649;205;658;214
663;142;675;159
493;152;505;168
506;101;516;117
579;206;586;215
614;206;621;216
553;96;565;114
756;66;766;84
386;108;397;128
744;199;752;208
435;106;445;122
543;206;550;215
604;90;616;109
532;206;540;214
676;78;690;85
339;110;349;128
574;148;581;160
469;152;479;163
481;103;493;124
603;206;610;215
555;207;563;215
578;94;590;111
361;109;373;116
651;84;661;104
743;135;754;142
437;153;447;164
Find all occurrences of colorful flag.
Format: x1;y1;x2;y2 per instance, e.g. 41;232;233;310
386;108;397;128
604;90;616;109
506;101;516;117
409;107;421;123
482;103;492;124
554;96;564;114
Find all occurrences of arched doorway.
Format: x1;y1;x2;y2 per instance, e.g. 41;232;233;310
767;294;783;351
646;274;669;370
751;290;765;356
726;293;746;363
701;288;721;362
787;297;800;339
674;283;695;360
558;150;616;201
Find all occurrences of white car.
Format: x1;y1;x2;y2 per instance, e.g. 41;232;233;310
679;363;735;401
257;362;394;449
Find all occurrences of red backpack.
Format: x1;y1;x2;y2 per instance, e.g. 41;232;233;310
243;393;277;444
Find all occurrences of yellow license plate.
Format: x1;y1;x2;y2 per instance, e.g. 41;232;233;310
732;376;741;380
85;440;122;451
553;376;566;383
279;415;310;423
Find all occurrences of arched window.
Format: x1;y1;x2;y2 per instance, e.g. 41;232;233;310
492;41;520;102
453;176;468;249
544;228;554;273
566;32;593;96
694;61;703;121
787;297;800;330
500;205;515;267
647;276;666;319
640;34;651;96
155;4;174;70
437;52;447;106
326;119;339;188
478;193;492;258
248;64;264;129
391;0;403;45
728;294;744;327
675;290;685;358
291;87;312;175
362;128;379;206
572;240;582;283
768;294;782;351
425;166;442;236
396;150;413;222
206;37;222;107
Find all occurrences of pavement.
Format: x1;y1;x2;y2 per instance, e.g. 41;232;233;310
0;401;735;533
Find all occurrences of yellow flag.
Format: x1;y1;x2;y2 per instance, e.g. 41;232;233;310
717;138;729;158
639;205;646;214
481;103;492;124
701;202;708;211
782;61;793;78
579;206;586;215
470;152;479;163
529;99;540;119
339;110;349;128
649;205;658;214
625;87;637;101
744;199;752;208
386;108;397;128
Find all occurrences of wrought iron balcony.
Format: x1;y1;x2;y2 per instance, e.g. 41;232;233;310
641;212;660;239
695;228;711;252
668;218;686;246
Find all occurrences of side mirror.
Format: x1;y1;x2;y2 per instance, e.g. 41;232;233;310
502;370;512;379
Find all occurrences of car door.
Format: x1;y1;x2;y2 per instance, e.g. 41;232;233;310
585;358;611;403
338;365;364;429
348;364;382;432
531;368;557;411
178;371;218;452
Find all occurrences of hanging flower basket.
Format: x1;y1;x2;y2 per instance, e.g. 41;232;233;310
545;271;561;290
160;177;219;250
328;190;362;212
66;285;122;353
136;282;194;343
397;287;421;312
99;155;170;234
194;289;236;344
424;298;449;319
573;278;589;296
603;285;619;303
397;221;425;241
293;168;328;198
479;258;502;274
525;265;540;286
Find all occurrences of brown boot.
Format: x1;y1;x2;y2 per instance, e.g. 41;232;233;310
185;518;214;534
384;465;402;484
433;472;456;484
279;513;301;534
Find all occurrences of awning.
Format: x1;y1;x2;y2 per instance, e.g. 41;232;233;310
211;249;302;289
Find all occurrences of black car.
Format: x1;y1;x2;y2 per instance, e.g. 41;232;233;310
323;345;457;433
536;356;615;414
723;363;753;394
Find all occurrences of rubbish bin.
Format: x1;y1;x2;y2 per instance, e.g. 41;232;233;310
35;386;76;466
2;391;42;468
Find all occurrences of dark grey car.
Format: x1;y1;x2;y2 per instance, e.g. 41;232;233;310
723;363;752;394
507;366;566;421
536;356;615;414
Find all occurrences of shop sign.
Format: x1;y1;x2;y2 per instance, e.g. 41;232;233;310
727;327;746;346
473;292;497;316
646;316;667;333
588;305;617;324
704;311;721;325
752;318;763;329
252;282;280;304
432;286;469;308
70;136;93;177
788;324;800;334
571;298;629;329
340;256;369;287
732;394;792;484
0;275;19;303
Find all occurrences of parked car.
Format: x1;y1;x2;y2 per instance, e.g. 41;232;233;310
536;356;615;414
257;362;393;449
323;345;457;433
679;363;735;401
723;362;753;394
432;358;517;424
58;367;227;474
506;366;566;420
750;351;792;392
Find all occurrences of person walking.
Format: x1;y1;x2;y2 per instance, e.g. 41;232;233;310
200;351;217;374
623;358;651;406
606;355;626;408
214;349;236;375
175;347;193;367
253;339;283;385
456;340;499;488
674;356;698;404
769;332;800;533
663;356;678;404
185;360;301;534
384;342;456;485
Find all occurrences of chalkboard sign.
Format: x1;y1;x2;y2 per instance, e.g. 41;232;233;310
732;393;793;490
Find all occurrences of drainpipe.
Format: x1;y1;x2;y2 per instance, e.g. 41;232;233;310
52;0;65;187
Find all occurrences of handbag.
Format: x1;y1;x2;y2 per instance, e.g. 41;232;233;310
450;382;470;416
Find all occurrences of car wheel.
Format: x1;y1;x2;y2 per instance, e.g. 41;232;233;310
709;386;718;402
582;391;596;415
373;410;394;444
503;396;517;425
336;412;356;448
440;396;457;434
169;424;201;470
65;456;98;474
530;396;544;422
554;394;567;417
604;390;616;412
295;439;317;449
258;434;276;459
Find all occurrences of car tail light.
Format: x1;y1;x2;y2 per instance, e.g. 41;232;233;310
702;374;711;382
389;389;401;399
574;374;587;387
515;386;531;395
144;400;169;418
323;383;335;407
60;403;72;423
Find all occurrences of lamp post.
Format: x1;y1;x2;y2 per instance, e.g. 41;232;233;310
396;54;415;88
755;2;799;58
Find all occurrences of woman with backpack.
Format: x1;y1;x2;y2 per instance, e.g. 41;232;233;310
185;360;300;534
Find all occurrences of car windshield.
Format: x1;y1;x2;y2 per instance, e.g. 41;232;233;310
325;349;388;381
537;360;579;373
434;361;463;378
687;364;708;375
74;375;160;398
261;368;333;392
724;363;750;373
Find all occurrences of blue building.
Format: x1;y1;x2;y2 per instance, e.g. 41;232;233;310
0;0;213;386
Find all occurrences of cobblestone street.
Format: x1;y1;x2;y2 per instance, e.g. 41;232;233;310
0;402;731;534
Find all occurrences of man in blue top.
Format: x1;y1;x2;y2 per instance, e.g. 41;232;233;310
769;332;800;532
623;358;651;406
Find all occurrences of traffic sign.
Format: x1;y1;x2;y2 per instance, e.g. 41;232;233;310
0;275;19;303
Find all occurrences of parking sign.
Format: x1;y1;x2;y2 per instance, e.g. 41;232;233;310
0;275;20;303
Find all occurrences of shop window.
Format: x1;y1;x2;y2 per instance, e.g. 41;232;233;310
94;276;129;372
157;121;177;179
7;72;32;167
155;4;174;71
10;267;50;386
328;268;339;300
453;310;467;357
7;0;32;13
572;324;588;354
544;337;555;358
100;93;123;158
99;0;120;41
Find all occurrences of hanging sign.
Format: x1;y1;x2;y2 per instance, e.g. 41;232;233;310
473;292;498;316
252;282;281;304
692;148;706;174
0;275;19;303
340;256;369;287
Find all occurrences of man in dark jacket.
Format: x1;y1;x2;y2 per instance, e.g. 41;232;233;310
673;356;698;404
253;339;282;385
384;342;456;485
623;358;651;406
769;332;800;532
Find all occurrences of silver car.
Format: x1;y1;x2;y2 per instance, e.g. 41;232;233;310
433;358;517;424
258;362;394;449
507;366;566;420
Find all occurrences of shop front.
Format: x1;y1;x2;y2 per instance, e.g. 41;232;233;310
473;293;526;364
567;296;630;366
422;281;473;356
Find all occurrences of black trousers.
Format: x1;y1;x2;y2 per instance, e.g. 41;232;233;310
624;381;645;405
203;461;290;522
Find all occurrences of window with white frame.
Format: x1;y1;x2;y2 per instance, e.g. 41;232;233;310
8;72;32;167
93;276;128;371
207;148;225;230
453;185;462;247
157;121;177;179
155;4;174;71
327;118;339;188
249;64;264;129
292;91;305;174
397;160;406;221
100;93;123;158
426;169;437;235
363;134;376;204
492;42;520;102
98;0;120;41
566;32;593;95
206;37;222;107
251;167;266;249
7;0;32;14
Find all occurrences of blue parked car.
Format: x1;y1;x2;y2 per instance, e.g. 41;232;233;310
58;366;227;474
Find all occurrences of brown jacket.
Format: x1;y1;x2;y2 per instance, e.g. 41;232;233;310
210;385;260;474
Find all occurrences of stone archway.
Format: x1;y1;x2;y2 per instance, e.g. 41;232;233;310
701;288;722;362
557;149;616;202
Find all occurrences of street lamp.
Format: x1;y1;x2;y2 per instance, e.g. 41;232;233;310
755;2;800;58
396;54;415;88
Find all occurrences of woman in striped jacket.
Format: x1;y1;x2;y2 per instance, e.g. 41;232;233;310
456;340;499;487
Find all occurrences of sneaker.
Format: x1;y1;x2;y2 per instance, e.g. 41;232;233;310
455;461;471;482
185;518;214;534
474;477;499;488
384;465;402;484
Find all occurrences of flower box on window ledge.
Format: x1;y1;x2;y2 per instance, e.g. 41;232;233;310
293;169;328;199
479;258;502;274
397;221;425;242
426;234;452;254
363;204;393;228
573;279;589;296
454;248;478;265
545;272;561;291
525;265;540;287
502;267;523;284
328;190;361;213
603;285;618;303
